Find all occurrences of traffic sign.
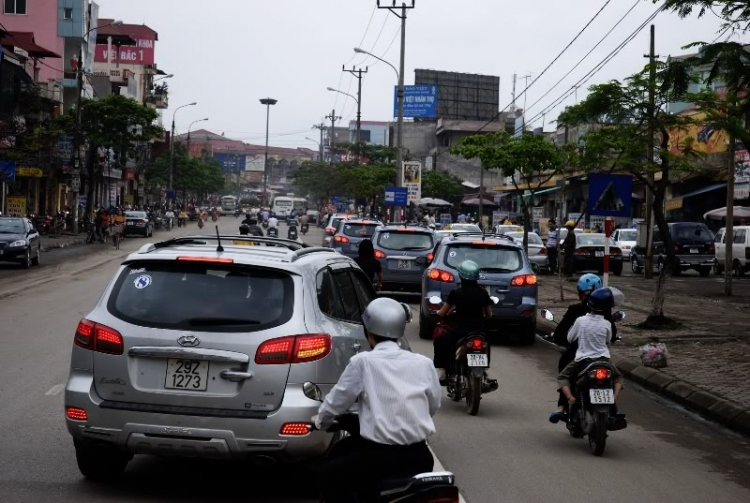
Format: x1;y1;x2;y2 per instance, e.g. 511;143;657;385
384;187;408;207
588;174;632;217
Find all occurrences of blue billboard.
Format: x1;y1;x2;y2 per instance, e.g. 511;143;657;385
384;187;408;207
394;85;437;118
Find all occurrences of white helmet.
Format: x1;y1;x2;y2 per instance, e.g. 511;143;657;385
362;298;409;340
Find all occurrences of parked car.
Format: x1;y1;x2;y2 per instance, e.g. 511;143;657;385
123;211;153;237
505;231;549;273
631;223;714;276
0;217;41;268
64;235;412;480
331;218;383;258
371;225;436;292
322;213;355;247
420;232;538;344
494;224;524;235
563;233;623;275
443;223;481;234
713;226;750;276
611;228;637;261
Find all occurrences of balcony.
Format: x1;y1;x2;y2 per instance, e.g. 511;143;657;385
146;84;168;109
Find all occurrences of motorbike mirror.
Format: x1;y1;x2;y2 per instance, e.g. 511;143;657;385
541;309;555;322
303;382;323;402
490;296;500;305
613;310;626;322
428;296;442;305
401;303;413;323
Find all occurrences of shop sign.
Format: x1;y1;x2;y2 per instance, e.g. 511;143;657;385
6;196;26;216
16;167;43;178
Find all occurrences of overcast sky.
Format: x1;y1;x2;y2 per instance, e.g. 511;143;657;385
98;0;735;149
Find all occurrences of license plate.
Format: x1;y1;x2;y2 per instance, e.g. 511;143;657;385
467;354;488;367
690;248;699;254
398;260;411;270
595;251;604;257
589;388;615;404
165;359;209;391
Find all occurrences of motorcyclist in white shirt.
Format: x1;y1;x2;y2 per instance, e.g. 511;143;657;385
267;215;279;228
314;298;441;503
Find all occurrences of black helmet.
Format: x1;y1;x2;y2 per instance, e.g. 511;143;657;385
588;288;614;313
247;217;258;225
239;224;250;235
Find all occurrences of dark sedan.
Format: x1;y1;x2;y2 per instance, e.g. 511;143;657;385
0;217;41;268
124;211;153;237
569;233;623;275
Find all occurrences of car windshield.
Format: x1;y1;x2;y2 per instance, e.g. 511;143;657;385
343;223;379;238
108;262;294;332
0;219;25;234
673;224;713;241
378;231;434;251
507;232;543;245
618;230;637;241
125;212;147;219
576;234;616;246
445;244;523;272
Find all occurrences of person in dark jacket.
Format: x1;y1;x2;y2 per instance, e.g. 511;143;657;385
549;273;618;423
354;239;383;291
562;220;577;277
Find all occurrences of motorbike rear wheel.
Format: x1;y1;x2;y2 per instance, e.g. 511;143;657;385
588;411;608;456
466;374;482;416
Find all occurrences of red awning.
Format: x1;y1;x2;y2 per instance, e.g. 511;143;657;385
0;32;60;58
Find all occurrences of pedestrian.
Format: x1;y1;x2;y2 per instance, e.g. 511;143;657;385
562;220;577;277
458;212;467;223
546;219;559;273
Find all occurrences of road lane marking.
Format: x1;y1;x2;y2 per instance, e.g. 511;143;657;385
45;383;65;396
429;445;467;503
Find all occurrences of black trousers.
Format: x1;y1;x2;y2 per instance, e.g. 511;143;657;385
547;246;558;273
318;436;433;503
433;326;474;370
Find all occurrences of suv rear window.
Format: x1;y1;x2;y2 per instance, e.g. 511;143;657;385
343;223;379;238
445;244;523;272
108;262;294;332
378;231;434;251
672;224;713;241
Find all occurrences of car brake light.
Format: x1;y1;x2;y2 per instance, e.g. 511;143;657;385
66;406;88;421
375;250;386;259
675;244;681;253
466;337;486;350
279;422;311;436
256;335;331;364
427;253;434;263
593;368;611;380
575;248;590;256
511;274;537;286
707;244;715;254
334;235;350;244
74;319;123;355
74;319;95;349
539;247;547;255
177;257;234;264
610;247;622;256
428;269;454;283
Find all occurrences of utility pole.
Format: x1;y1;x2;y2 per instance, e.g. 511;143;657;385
644;25;658;279
725;130;736;295
511;73;517;113
313;123;326;161
344;65;368;162
325;109;342;164
73;46;84;234
379;1;415;189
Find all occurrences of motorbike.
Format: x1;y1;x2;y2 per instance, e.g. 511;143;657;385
86;220;107;244
198;218;205;230
152;214;163;231
428;296;499;416
540;308;628;456
301;222;309;235
314;413;459;503
164;216;173;231
234;208;243;218
287;226;298;241
267;227;279;238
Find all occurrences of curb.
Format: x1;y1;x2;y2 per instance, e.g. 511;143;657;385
536;321;750;437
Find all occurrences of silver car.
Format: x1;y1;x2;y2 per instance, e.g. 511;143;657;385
506;232;549;273
64;234;405;480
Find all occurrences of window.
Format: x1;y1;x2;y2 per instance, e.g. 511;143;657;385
715;230;724;244
333;270;361;322
359;130;371;143
64;8;73;19
377;231;434;251
4;0;26;14
342;223;379;238
350;270;376;313
445;244;523;272
317;268;345;320
734;230;746;244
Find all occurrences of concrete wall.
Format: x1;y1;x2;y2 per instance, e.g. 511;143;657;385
399;121;437;163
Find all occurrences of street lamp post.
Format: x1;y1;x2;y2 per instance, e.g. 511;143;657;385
260;98;278;203
186;118;209;155
169;102;197;200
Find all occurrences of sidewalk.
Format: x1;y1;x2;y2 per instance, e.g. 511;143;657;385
40;232;86;251
537;274;750;433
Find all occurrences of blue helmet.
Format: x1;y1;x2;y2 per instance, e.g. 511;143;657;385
577;273;602;294
588;288;615;313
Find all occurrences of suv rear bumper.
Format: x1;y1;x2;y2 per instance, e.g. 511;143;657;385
65;370;333;462
675;254;713;269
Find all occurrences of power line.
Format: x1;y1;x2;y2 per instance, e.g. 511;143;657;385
344;4;378;66
477;0;614;132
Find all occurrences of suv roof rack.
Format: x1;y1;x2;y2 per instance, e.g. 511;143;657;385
448;232;516;242
138;236;339;261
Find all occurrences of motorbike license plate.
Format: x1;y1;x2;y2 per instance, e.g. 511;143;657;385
398;260;411;270
595;251;604;257
165;359;209;391
589;388;615;404
467;354;488;367
690;248;699;254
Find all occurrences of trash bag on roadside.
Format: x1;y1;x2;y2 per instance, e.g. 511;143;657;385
639;342;669;368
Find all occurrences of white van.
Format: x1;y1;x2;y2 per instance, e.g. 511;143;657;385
713;226;750;276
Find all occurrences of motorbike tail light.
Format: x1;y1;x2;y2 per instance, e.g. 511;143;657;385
539;247;547;255
466;337;487;351
375;250;386;259
279;422;311;436
592;368;612;380
428;269;455;283
66;406;88;421
94;324;124;355
293;334;332;363
427;253;434;263
511;274;537;286
74;319;95;349
334;235;350;244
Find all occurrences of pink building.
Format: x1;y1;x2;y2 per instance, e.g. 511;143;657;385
1;0;64;82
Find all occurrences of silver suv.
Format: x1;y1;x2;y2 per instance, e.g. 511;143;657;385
64;234;401;480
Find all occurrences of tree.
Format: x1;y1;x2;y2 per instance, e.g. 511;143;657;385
557;61;697;325
145;145;223;202
421;171;464;200
659;1;750;31
451;132;572;252
292;161;341;201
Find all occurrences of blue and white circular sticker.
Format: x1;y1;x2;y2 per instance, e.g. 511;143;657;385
134;275;152;290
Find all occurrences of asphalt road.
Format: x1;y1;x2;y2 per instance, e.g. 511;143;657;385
1;218;749;503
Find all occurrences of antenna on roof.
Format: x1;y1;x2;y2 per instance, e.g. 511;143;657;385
215;226;224;252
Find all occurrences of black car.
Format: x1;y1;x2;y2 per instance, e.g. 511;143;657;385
631;222;714;276
0;217;41;268
124;211;153;237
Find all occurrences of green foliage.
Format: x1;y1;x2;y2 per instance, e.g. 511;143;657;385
658;1;750;31
421;170;464;200
292;161;395;203
145;145;224;196
337;142;397;164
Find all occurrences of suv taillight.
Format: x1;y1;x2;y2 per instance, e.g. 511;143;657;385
74;319;123;355
375;250;386;259
511;274;537;286
255;334;332;365
334;235;350;244
427;269;455;283
539;247;547;255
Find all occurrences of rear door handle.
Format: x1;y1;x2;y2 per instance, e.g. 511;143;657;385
220;370;254;382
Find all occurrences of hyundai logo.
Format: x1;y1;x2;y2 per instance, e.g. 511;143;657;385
177;335;200;347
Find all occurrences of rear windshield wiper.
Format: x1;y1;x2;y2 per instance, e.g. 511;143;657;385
187;317;261;326
399;246;429;251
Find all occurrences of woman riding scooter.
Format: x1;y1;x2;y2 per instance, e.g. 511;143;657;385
549;273;618;423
